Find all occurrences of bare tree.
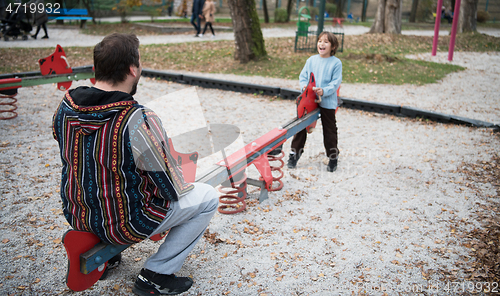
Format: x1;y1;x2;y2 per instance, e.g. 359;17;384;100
227;0;267;63
81;0;97;24
409;0;418;23
114;0;142;23
458;0;479;32
336;0;346;17
262;0;270;23
286;0;294;22
369;0;402;34
361;0;368;22
56;0;63;25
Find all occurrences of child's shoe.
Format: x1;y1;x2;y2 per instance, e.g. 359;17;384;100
287;153;301;169
132;268;193;295
327;158;338;172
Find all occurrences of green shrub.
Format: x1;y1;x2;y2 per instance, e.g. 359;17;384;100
477;10;490;23
274;8;288;23
325;3;337;16
308;7;319;19
416;0;434;22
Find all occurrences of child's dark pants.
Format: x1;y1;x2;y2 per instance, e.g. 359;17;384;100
291;107;339;160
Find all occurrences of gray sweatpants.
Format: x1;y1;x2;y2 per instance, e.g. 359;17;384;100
144;182;219;275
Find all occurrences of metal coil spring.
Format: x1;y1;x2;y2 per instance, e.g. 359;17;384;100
264;150;285;191
217;173;248;214
0;93;18;120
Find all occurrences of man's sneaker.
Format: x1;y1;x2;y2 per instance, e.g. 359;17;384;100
327;158;338;172
133;268;193;296
99;253;122;280
287;153;300;169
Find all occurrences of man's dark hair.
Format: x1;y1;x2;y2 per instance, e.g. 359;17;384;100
94;33;140;85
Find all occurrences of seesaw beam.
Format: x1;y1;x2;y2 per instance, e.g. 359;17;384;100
0;72;95;91
196;108;320;187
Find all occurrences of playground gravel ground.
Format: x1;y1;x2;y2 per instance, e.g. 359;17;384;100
1;28;500;295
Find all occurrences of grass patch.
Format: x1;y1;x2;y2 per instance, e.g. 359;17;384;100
2;31;499;85
81;22;165;35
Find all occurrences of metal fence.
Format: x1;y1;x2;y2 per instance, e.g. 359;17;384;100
294;27;344;53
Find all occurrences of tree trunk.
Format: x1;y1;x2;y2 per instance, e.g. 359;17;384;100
369;0;385;33
81;0;97;25
227;0;267;63
262;0;269;23
458;0;478;33
361;0;368;22
286;0;294;22
384;0;401;33
369;0;401;33
337;0;346;17
409;0;418;23
56;0;64;25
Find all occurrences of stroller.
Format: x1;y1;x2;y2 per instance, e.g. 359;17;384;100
0;10;33;41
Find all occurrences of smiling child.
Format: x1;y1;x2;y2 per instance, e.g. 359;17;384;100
288;31;343;172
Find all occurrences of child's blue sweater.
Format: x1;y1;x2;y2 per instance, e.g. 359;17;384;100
299;54;342;110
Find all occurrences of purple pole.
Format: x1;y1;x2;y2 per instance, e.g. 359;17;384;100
432;0;444;56
448;0;461;61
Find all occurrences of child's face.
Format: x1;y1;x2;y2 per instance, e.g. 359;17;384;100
317;35;332;58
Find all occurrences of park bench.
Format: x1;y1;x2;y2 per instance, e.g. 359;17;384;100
332;17;345;27
47;8;92;28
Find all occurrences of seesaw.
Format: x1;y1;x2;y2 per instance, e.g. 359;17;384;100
61;73;326;291
0;45;94;120
61;105;321;292
0;44;95;93
1;45;329;291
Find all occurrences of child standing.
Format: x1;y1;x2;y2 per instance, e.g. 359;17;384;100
288;31;342;172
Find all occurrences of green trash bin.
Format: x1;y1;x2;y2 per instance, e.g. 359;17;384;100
296;7;311;37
